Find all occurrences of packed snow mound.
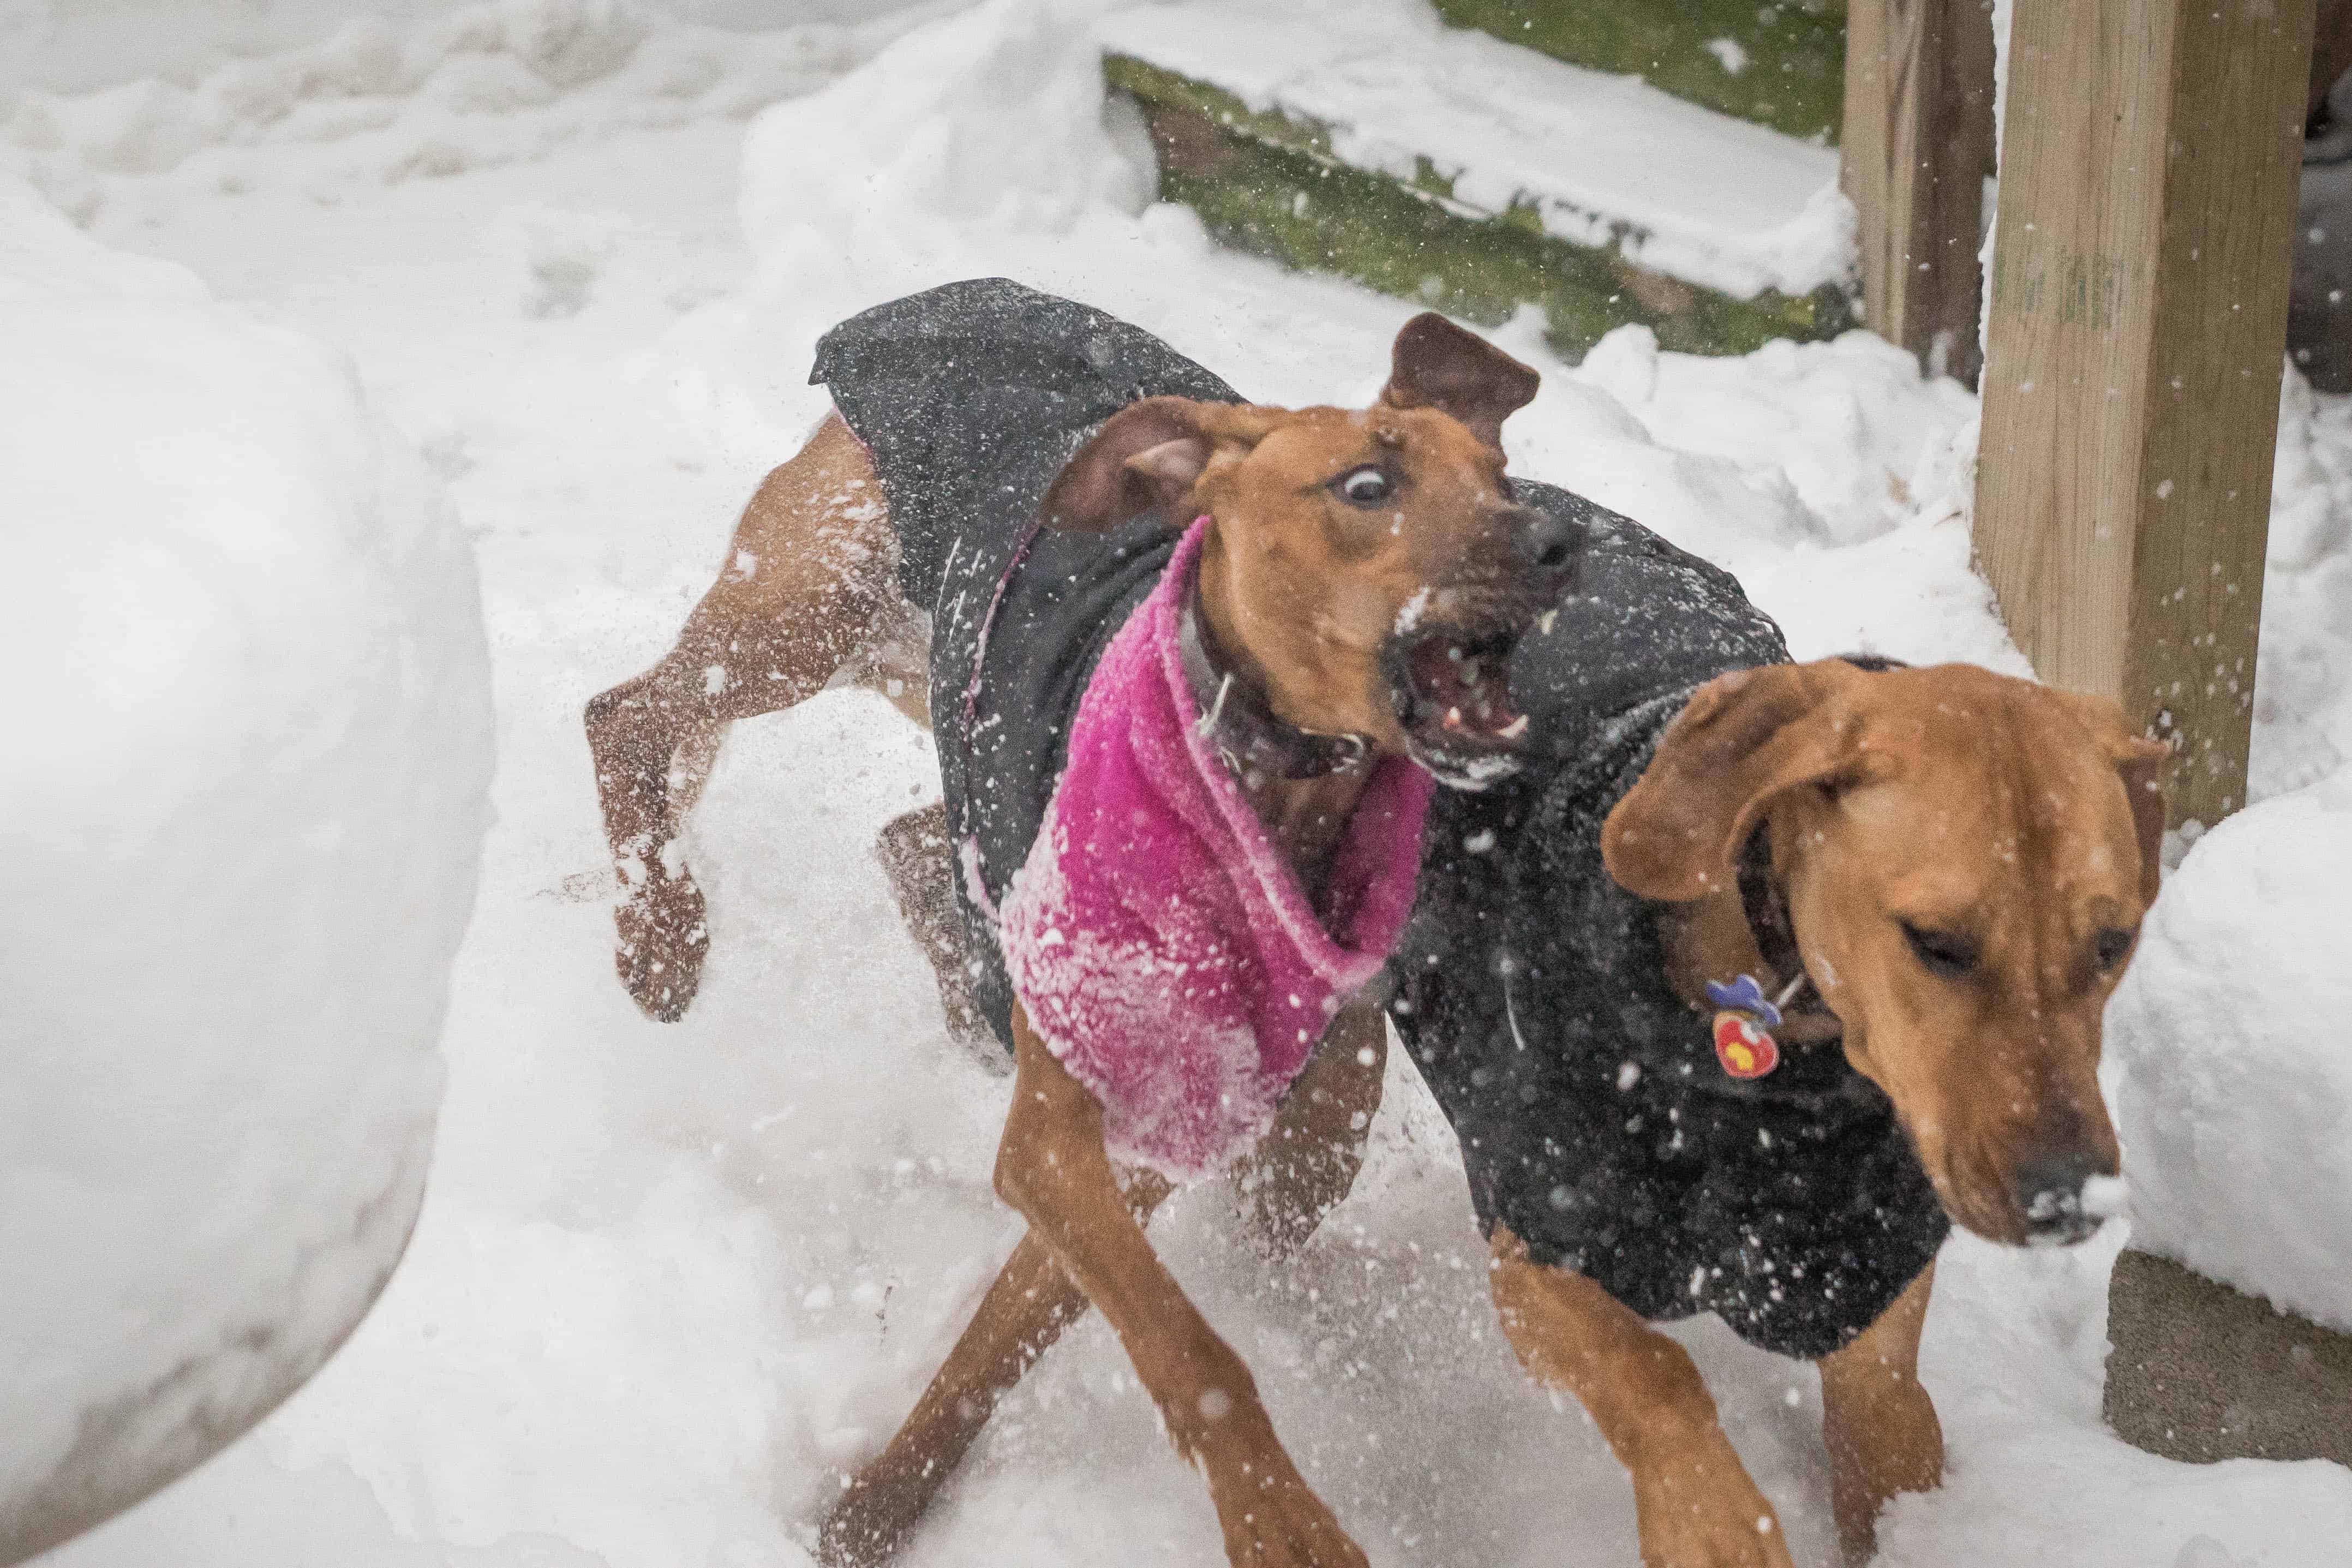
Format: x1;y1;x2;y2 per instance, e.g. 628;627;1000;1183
0;176;492;1561
2109;764;2352;1333
2102;365;2352;1335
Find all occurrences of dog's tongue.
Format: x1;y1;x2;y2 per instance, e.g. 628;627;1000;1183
1413;639;1527;742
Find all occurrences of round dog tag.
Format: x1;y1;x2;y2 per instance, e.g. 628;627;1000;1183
1711;1009;1781;1080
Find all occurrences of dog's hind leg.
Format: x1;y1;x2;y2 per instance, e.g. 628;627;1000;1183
1229;998;1389;1258
817;1170;1171;1567
585;412;901;1021
871;803;993;1055
1489;1228;1796;1568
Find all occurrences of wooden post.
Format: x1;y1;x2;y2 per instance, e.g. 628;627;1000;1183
1841;0;1998;385
1973;0;2314;828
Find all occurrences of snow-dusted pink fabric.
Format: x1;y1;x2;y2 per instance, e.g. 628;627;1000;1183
999;518;1433;1183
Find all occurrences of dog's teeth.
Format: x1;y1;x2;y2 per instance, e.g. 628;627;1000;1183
1499;714;1530;739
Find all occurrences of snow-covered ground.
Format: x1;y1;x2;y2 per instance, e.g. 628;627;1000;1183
10;1;2352;1564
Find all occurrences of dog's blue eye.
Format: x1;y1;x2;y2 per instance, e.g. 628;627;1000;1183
1337;466;1392;505
1901;922;1978;979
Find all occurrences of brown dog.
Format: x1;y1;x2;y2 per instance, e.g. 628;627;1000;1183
861;599;2169;1566
585;285;1573;1566
1394;649;2168;1567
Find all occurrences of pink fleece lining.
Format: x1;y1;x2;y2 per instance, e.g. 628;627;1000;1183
999;518;1433;1182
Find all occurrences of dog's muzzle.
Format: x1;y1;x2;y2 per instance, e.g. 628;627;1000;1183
1387;507;1585;790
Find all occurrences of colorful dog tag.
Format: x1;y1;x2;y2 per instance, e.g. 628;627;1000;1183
1703;974;1782;1080
1710;1010;1781;1079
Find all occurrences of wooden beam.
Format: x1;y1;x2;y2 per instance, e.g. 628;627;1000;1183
1972;0;2314;827
1841;0;1997;384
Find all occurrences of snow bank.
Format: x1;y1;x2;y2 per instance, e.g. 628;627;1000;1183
0;176;492;1559
0;0;935;104
2105;367;2352;1334
1094;0;1853;301
0;0;955;225
2252;369;2352;801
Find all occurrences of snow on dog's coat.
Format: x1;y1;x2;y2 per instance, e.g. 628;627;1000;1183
1000;518;1431;1182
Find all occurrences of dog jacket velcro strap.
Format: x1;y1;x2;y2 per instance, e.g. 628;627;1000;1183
1000;518;1431;1183
1177;566;1373;783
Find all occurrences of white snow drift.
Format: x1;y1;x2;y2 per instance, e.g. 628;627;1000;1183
0;176;492;1560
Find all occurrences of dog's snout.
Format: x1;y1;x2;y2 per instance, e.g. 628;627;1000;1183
1511;505;1583;576
2013;1150;2112;1247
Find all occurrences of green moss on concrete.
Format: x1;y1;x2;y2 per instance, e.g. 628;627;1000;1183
1103;55;1334;159
1433;0;1845;144
1108;61;1850;362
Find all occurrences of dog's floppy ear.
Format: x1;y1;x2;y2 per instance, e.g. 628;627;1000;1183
1379;313;1540;448
2112;735;2171;906
1603;661;1871;901
1038;397;1272;534
2047;689;2172;906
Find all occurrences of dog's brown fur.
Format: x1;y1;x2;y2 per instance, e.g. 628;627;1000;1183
585;315;1546;1567
1487;656;2165;1568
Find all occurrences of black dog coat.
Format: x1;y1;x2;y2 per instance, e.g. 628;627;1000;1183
1388;527;1948;1361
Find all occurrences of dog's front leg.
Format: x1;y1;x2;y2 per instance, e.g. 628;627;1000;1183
998;1007;1368;1568
1489;1226;1794;1568
1817;1264;1941;1564
817;1174;1166;1567
1229;997;1387;1258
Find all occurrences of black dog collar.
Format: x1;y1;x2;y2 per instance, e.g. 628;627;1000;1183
1178;599;1372;782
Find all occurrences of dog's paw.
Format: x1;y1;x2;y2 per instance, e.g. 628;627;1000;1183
1630;1440;1796;1568
613;869;709;1022
1209;1456;1368;1568
814;1465;930;1568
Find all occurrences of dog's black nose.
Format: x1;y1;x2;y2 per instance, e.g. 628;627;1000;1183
1512;505;1584;575
2015;1151;2108;1246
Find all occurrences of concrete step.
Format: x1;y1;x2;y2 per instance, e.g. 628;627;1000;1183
1098;0;1858;360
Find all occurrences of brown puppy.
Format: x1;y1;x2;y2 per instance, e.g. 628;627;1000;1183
585;298;1567;1566
1466;657;2167;1568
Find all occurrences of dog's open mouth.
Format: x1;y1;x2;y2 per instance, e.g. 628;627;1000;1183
1389;623;1530;789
